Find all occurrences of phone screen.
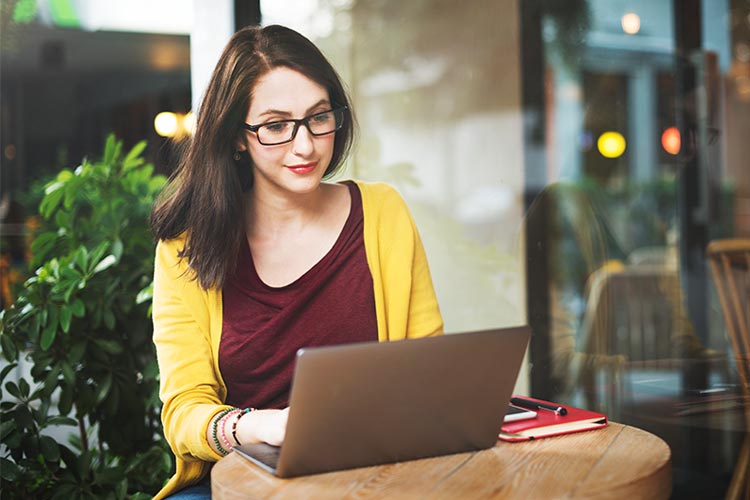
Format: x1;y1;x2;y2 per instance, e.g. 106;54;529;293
503;404;537;422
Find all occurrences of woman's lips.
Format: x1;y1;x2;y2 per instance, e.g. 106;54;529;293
286;162;317;174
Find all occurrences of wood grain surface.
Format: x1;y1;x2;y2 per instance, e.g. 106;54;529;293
211;422;671;499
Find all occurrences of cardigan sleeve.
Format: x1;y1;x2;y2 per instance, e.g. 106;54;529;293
152;238;228;463
359;182;444;340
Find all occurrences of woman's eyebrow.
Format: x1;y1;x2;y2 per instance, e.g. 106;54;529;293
256;99;331;119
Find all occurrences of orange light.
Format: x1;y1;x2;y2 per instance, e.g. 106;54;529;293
661;127;681;155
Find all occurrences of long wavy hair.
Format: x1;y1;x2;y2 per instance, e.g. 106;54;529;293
151;25;355;290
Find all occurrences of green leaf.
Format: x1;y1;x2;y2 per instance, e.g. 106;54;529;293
61;361;75;385
95;373;112;403
63;176;80;209
58;386;73;414
41;321;57;351
92;255;117;275
111;238;124;262
31;232;59;259
149;175;168;192
103;309;116;330
69;341;86;363
0;418;15;440
46;416;77;426
15;405;33;428
71;298;85;317
60;306;73;333
0;362;18;383
88;241;111;269
43;367;60;396
40;305;59;350
1;332;18;362
123;140;147;171
52;483;79;500
29;314;41;342
103;381;119;416
40;184;65;219
0;457;20;481
57;168;74;182
18;378;30;398
74;246;88;273
5;381;20;399
94;339;122;355
4;429;21;448
135;283;153;305
40;435;61;462
115;480;129;499
102;134;119;165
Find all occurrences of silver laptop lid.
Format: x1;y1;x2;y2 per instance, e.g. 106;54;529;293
272;326;530;477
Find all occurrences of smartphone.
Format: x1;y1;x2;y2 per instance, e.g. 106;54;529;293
503;404;537;422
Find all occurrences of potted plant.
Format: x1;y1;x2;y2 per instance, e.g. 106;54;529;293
1;135;171;499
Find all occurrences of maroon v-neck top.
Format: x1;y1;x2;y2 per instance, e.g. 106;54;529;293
219;182;378;410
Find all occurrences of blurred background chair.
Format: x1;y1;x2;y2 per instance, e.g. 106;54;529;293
707;238;750;500
577;262;695;416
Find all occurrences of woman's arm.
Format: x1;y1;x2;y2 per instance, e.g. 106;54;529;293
152;238;229;462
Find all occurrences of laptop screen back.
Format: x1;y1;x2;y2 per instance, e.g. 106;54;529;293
249;326;531;477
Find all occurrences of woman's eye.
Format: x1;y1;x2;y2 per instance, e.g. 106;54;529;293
311;112;331;123
264;122;290;133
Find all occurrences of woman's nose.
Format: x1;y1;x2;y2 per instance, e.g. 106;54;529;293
292;124;314;156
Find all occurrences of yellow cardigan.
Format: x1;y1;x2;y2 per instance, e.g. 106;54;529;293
151;181;443;499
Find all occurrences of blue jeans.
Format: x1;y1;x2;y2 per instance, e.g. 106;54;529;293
164;477;211;500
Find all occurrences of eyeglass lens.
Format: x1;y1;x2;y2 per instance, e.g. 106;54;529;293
257;109;343;145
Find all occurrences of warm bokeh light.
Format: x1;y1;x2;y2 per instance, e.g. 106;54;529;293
183;112;196;136
154;112;179;137
597;131;627;158
4;144;16;160
661;126;681;155
621;13;641;35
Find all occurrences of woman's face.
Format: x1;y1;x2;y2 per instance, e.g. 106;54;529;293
241;67;336;198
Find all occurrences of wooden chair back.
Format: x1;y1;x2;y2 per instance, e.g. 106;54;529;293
707;239;750;500
707;239;750;401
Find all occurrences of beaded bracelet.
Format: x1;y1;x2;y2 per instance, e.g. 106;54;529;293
231;407;255;446
218;409;243;451
211;408;235;456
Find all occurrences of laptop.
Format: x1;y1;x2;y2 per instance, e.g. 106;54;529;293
233;326;530;478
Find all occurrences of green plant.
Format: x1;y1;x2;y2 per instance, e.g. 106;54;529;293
0;135;171;499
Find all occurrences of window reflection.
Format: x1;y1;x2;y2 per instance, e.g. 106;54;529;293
269;0;749;497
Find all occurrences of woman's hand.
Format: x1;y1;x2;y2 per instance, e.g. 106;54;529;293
237;407;289;446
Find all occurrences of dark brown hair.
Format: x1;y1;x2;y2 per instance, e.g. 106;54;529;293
150;25;355;290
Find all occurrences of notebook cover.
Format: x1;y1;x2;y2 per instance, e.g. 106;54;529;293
498;395;608;442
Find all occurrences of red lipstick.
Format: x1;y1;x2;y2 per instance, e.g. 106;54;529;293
286;162;317;174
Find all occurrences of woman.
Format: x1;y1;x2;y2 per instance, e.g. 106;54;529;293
150;24;443;499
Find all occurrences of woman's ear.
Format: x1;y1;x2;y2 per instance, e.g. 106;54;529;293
234;135;248;152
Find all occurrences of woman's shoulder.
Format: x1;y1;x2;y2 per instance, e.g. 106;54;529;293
156;232;187;254
347;180;408;211
154;233;191;274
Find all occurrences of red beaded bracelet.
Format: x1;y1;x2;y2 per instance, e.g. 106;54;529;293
219;409;242;451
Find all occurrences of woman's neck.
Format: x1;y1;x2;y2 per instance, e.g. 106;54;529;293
245;183;329;239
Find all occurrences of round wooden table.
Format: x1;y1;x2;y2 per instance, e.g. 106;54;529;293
211;422;672;499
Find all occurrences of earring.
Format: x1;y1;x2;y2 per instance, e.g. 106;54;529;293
233;151;242;161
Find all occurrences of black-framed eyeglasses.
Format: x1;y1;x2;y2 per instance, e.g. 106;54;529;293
243;106;347;146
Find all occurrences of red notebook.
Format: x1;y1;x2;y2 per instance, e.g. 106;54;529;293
499;395;608;442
